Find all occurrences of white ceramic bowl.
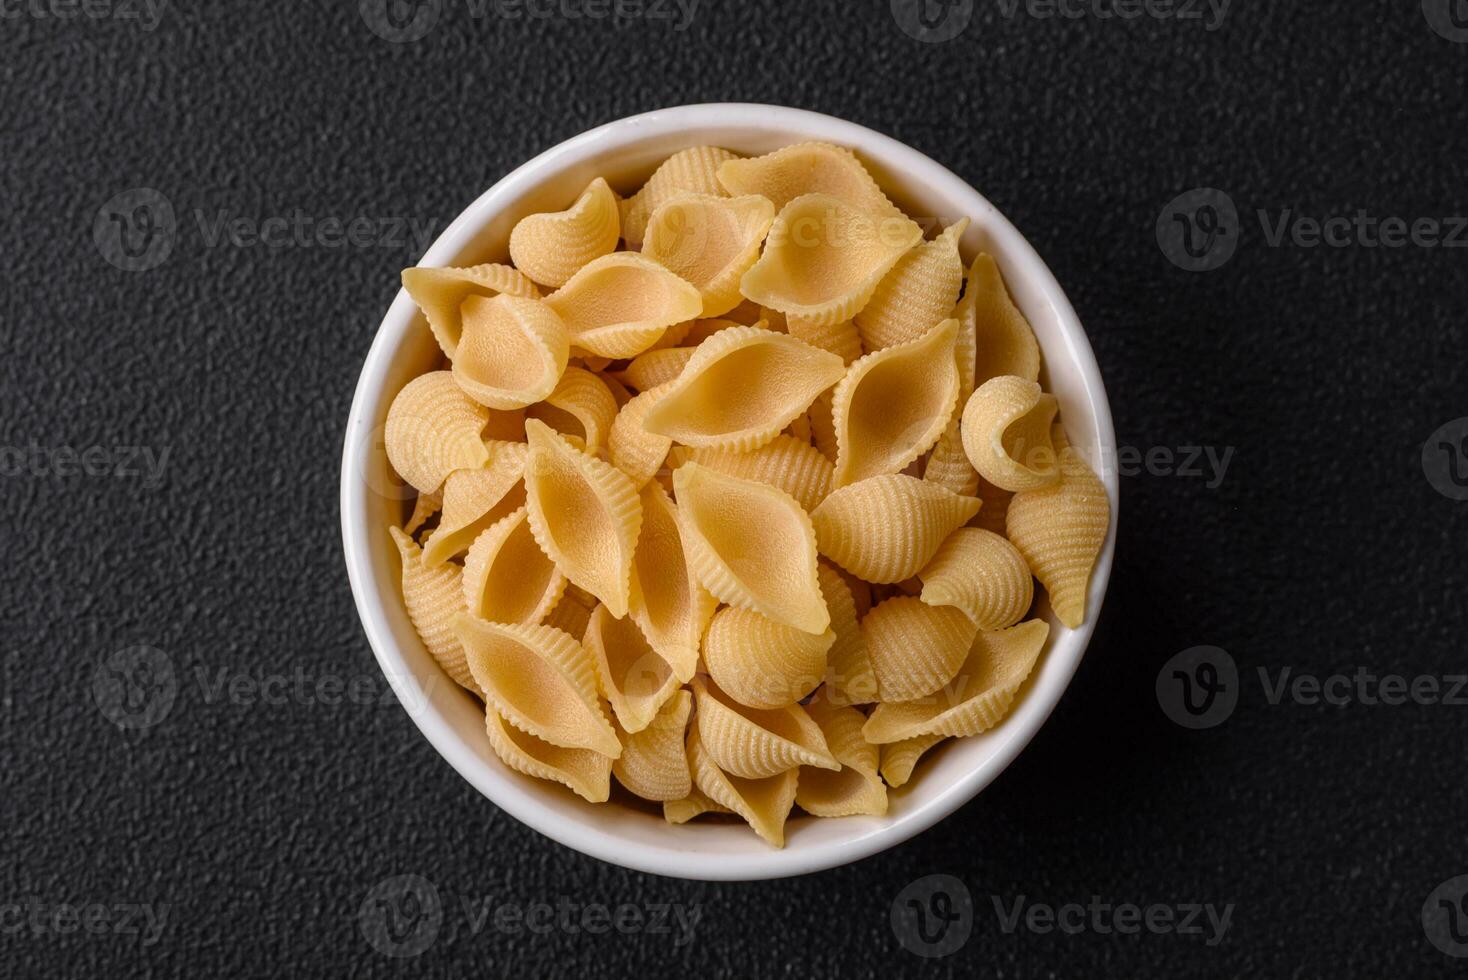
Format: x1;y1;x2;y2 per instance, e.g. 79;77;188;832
341;104;1118;881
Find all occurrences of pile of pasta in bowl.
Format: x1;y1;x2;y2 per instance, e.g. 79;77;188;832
384;142;1109;847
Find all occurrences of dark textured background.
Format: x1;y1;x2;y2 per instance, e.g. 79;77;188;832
3;0;1467;975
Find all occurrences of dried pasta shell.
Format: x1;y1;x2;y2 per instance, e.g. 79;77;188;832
692;677;838;779
864;620;1050;743
863;596;977;703
462;505;567;625
400;263;541;358
716;141;901;217
616;346;696;391
525;366;618;452
960;376;1060;492
741;193;922;327
689;434;833;513
796;700;887;817
627;481;717;670
622;145;741;247
664;787;733;824
879;733;945;788
523;419;642;618
923;424;980;497
971;477;1014;536
455;614;621;758
597;371;634;408
607;384;674;488
613;688;692;802
673;463;830;635
452;294;571;411
817;561;877;705
421;441;529;564
508;177;621;288
688;727;799;848
811;474;980;583
918;527;1033;630
702;606;834;709
854;219;968;352
831;318;959;487
544;583;598;641
389;527;475;692
584;604;687;733
967;254;1041;386
545;252;703;359
484;707;611;803
808;391;839;462
785;314;863;365
403;491;440;536
643;192;776;317
384;371;491;495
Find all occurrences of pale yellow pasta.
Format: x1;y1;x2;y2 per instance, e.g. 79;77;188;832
1006;426;1109;629
692;677;838;778
389;527;475;692
607;383;674;488
523;419;642;618
400;263;541;358
689;434;833;513
676;316;740;346
785;314;863;364
716;141;900;217
615;346;695;391
644;319;694;352
545;252;703;359
622;145;741;247
455;614;621;757
864;620;1050;743
960;376;1060;492
967;253;1041;386
918;527;1033;630
812;473;981;584
452;295;570;410
525;366;618;452
508;177;621;288
817;561;878;706
702;606;834;709
879;733;946;788
741;193;922;327
462;505;567;625
863;595;977;703
971;476;1014;536
720;300;766;326
584;604;688;734
544;582;598;641
643;192;775;317
796;700;887;817
664;787;732;825
923;426;980;497
687;727;799;848
808;391;839;462
403;490;440;536
830;318;960;487
597;370;634;407
613;688;692;802
627;481;718;670
641;326;845;452
672;463;830;635
854;219;968;352
785;412;814;444
384;371;491;495
485;706;611;803
421;441;528;564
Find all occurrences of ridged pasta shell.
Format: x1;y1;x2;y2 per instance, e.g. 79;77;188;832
687;727;799;848
627;481;717;668
1006;427;1109;629
960;376;1060;492
811;473;981;583
484;707;611;803
863;620;1050;743
831;318;960;487
622;145;741;247
693;677;838;779
584;604;686;734
455;614;621;758
663;787;733;824
864;596;977;703
544;583;598;642
607;383;674;488
785;314;864;365
817;561;877;705
702;606;834;709
508;177;621;288
879;733;946;788
615;346;696;391
384;371;491;495
403;491;440;536
525;366;618;452
462;505;567;625
613;688;692;802
452;295;570;411
924;423;980;497
716;141;902;217
796;699;887;817
679;316;744;346
597;370;634;408
785;412;814;444
641;326;846;452
523;419;643;618
389;527;475;692
971;476;1014;536
672;463;830;635
421;441;529;564
967;254;1041;386
808;391;839;462
854;219;968;352
545;252;703;359
643;192;776;318
741;193;922;327
918;527;1033;630
689;434;833;513
400;263;541;358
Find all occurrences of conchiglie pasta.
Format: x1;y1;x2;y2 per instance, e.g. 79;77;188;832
966;253;1041;386
403;490;440;536
818;561;878;705
960;376;1060;492
421;441;528;564
484;707;611;803
702;606;834;709
452;295;570;410
785;314;863;365
508;177;621;288
462;505;567;625
384;371;491;495
584;604;687;734
389;527;476;692
616;346;696;391
918;527;1033;630
525;366;618;452
879;733;946;788
664;788;733;824
689;434;834;513
627;481;718;669
687;726;799;848
716;141;900;217
692;677;838;778
544;583;598;641
643;192;775;317
854;219;968;352
622;145;741;247
971;476;1014;536
613;688;692;802
607;383;674;488
863;596;977;703
400;263;541;358
796;700;887;817
545;252;703;359
811;473;980;583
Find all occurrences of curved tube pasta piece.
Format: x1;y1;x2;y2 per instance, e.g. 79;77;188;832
817;561;878;705
831;318;960;487
643;193;776;318
452;295;571;411
702;606;834;709
484;707;612;803
863;596;977;703
523;419;643;618
863;620;1050;743
584;604;686;734
687;727;799;848
508;177;621;288
693;677;838;779
389;527;475;693
796;700;888;817
545;252;703;359
525;366;618;452
689;434;834;513
878;733;946;788
613;689;693;802
384;371;492;495
663;786;733;825
615;346;696;391
641;326;846;452
421;441;529;564
621;145;741;247
607;384;674;488
854;219;968;352
716;141;902;217
462;505;567;625
811;474;980;583
960;376;1060;492
672;463;830;634
918;527;1033;630
400;263;541;359
966;254;1041;386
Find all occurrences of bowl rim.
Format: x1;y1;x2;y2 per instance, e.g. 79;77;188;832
340;102;1118;881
